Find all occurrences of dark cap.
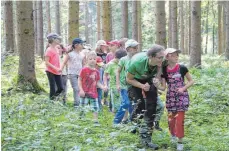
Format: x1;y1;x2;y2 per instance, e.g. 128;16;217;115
47;33;62;40
72;38;86;46
115;49;127;59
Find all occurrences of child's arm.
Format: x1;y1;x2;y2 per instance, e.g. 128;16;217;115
116;66;122;91
154;77;166;91
45;56;61;72
177;72;194;93
78;77;85;97
97;81;107;92
60;54;69;71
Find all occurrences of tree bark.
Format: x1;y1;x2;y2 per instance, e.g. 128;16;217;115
122;1;128;38
46;1;51;34
180;1;184;53
205;1;209;54
55;1;61;35
137;1;142;51
68;1;79;43
102;1;112;41
190;1;201;68
225;2;229;60
171;1;178;49
168;1;172;47
37;1;44;58
33;2;38;54
218;3;223;55
97;1;101;40
16;1;43;92
85;2;89;43
155;1;166;48
132;1;138;40
4;1;15;53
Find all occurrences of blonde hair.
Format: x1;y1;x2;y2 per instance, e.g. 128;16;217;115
86;51;97;60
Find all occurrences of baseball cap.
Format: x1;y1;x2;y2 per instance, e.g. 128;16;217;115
96;56;104;67
165;48;181;56
125;39;139;49
96;40;108;47
107;40;120;46
72;38;86;46
115;49;127;59
47;33;62;40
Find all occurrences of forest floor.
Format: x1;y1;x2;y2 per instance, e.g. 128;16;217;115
1;55;229;151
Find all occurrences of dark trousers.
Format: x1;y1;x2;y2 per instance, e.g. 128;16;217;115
46;71;64;100
128;79;157;143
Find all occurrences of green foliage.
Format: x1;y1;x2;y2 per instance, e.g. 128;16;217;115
2;55;229;150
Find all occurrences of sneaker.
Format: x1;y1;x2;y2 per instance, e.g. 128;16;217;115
154;121;163;131
177;143;184;151
171;136;177;144
121;119;129;124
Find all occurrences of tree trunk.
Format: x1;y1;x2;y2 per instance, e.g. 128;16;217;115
4;1;15;53
184;1;189;54
55;1;61;35
97;1;101;40
190;1;201;68
37;1;44;58
16;1;43;92
180;1;184;52
46;1;51;33
168;1;172;47
132;1;138;40
189;1;191;54
212;1;216;54
68;1;79;43
171;1;178;49
122;1;128;38
85;2;89;43
225;2;229;60
102;1;112;41
33;2;38;54
218;3;223;55
205;1;209;54
155;1;166;48
137;1;142;51
223;4;227;53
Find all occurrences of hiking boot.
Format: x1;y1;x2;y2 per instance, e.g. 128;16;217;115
154;121;163;131
146;142;159;150
177;143;184;151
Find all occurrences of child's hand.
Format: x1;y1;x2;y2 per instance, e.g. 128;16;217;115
142;83;150;91
153;78;160;87
116;84;120;91
79;90;85;97
56;68;62;73
177;87;185;94
103;86;108;92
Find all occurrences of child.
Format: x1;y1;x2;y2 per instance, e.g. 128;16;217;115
113;39;139;124
104;49;127;113
44;33;64;100
96;56;105;111
163;48;194;151
61;38;85;107
56;44;68;104
106;40;120;63
78;51;107;125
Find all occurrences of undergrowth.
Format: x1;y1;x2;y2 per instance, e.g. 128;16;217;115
1;55;229;151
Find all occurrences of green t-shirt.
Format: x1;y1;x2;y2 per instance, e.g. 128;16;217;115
127;52;158;80
104;60;119;89
118;56;131;89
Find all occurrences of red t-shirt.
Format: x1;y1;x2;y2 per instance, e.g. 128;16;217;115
79;67;100;99
45;47;60;75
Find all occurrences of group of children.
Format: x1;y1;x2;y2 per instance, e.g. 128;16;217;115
44;33;194;151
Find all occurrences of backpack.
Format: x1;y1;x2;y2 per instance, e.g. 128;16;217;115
162;64;187;82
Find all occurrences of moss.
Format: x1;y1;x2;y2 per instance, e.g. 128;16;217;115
16;74;46;93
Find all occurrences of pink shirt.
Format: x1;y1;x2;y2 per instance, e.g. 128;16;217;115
106;52;115;64
45;47;60;75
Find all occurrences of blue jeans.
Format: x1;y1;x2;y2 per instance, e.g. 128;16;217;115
113;89;133;124
97;88;103;111
155;96;164;121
